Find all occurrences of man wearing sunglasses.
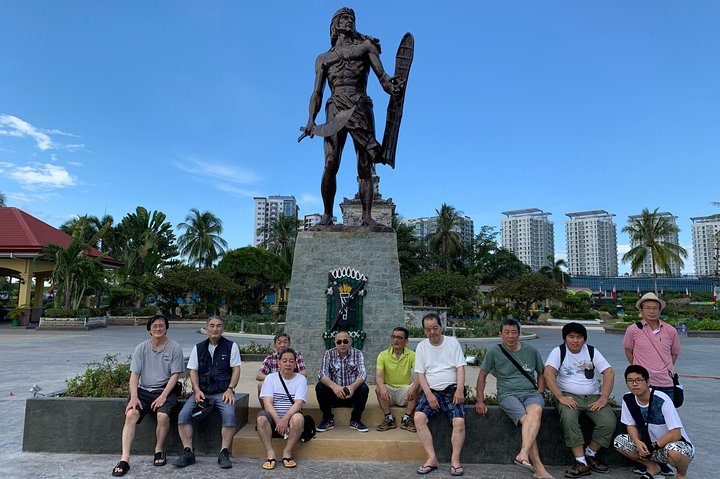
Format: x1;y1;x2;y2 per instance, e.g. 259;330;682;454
315;330;369;432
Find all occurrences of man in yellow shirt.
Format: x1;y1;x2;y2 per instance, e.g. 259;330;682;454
375;327;418;432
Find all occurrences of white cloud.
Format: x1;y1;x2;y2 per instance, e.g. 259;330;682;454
8;163;77;189
172;157;261;196
7;191;55;203
0;114;83;151
67;161;84;167
0;114;54;150
64;143;87;151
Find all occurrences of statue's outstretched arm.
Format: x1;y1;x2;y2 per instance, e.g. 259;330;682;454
305;55;327;135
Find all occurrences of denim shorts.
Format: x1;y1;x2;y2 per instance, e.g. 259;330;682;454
499;392;544;425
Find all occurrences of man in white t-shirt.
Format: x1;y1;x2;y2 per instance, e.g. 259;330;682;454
544;322;616;478
174;317;241;469
413;313;466;477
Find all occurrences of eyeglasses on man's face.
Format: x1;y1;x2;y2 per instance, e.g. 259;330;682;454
336;339;350;345
642;306;660;311
626;378;647;385
391;334;406;340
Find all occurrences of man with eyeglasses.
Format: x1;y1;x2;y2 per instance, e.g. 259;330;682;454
315;330;369;432
414;313;466;476
614;365;694;479
623;292;681;476
374;327;418;432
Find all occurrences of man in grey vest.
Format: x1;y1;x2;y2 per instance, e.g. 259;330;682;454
174;316;241;469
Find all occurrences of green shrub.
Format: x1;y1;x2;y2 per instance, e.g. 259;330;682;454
136;306;158;316
65;354;131;398
238;341;273;355
464;345;488;364
44;308;91;318
109;305;134;316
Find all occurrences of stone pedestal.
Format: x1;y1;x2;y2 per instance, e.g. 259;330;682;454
339;172;396;227
284;230;405;383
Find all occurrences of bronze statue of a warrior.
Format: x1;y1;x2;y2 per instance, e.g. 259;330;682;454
300;7;413;228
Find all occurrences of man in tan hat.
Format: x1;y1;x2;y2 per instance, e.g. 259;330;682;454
623;292;681;396
623;292;682;476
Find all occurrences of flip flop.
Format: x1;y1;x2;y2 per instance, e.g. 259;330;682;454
262;458;276;470
514;459;535;473
112;461;130;477
417;464;438;475
282;457;297;468
154;451;167;466
450;465;464;476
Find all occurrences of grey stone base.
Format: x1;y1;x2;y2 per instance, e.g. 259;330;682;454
428;406;633;466
284;230;405;383
23;394;248;454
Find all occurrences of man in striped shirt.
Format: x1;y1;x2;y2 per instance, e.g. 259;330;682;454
315;330;369;433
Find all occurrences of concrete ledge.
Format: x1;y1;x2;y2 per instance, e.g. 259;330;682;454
428;406;632;466
38;317;107;330
23;393;249;454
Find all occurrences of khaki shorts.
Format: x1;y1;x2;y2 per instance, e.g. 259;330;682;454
385;384;411;407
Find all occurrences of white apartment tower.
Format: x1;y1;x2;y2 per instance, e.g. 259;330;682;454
565;210;618;276
501;208;554;272
627;212;681;276
253;195;299;247
691;215;720;276
403;215;475;246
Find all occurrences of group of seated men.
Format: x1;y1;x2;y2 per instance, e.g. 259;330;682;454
111;296;694;479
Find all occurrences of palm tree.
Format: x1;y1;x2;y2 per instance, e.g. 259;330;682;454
114;207;178;304
428;203;464;271
392;214;427;280
622;208;688;294
257;214;301;264
177;208;228;268
37;217;110;309
539;255;571;287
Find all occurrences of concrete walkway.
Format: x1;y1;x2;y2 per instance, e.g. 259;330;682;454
0;323;715;478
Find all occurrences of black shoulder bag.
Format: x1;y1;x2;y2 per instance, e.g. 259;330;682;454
498;344;537;390
623;388;655;450
278;374;316;442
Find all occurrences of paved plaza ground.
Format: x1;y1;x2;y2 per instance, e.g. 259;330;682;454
0;322;715;478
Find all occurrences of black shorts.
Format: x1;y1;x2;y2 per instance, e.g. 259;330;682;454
129;387;178;424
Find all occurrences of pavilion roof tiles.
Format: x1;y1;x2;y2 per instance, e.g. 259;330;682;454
0;207;122;266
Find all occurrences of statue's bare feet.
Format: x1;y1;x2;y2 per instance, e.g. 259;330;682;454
360;217;381;228
318;214;334;225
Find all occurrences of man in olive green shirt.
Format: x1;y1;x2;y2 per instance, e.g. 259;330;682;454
475;319;552;479
375;327;418;432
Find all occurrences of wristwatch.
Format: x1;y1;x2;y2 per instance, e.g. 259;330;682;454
227;386;235;393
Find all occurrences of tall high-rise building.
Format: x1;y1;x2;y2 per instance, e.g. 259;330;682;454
253;195;299;247
501;208;554;272
627;212;681;276
691;214;720;276
565;210;618;276
402;215;474;246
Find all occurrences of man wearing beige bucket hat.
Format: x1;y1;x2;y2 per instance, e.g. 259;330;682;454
623;292;682;476
623;292;681;394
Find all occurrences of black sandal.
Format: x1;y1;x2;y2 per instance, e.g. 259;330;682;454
153;451;166;466
112;461;130;477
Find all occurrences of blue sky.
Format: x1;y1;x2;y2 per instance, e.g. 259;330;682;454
2;1;719;274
